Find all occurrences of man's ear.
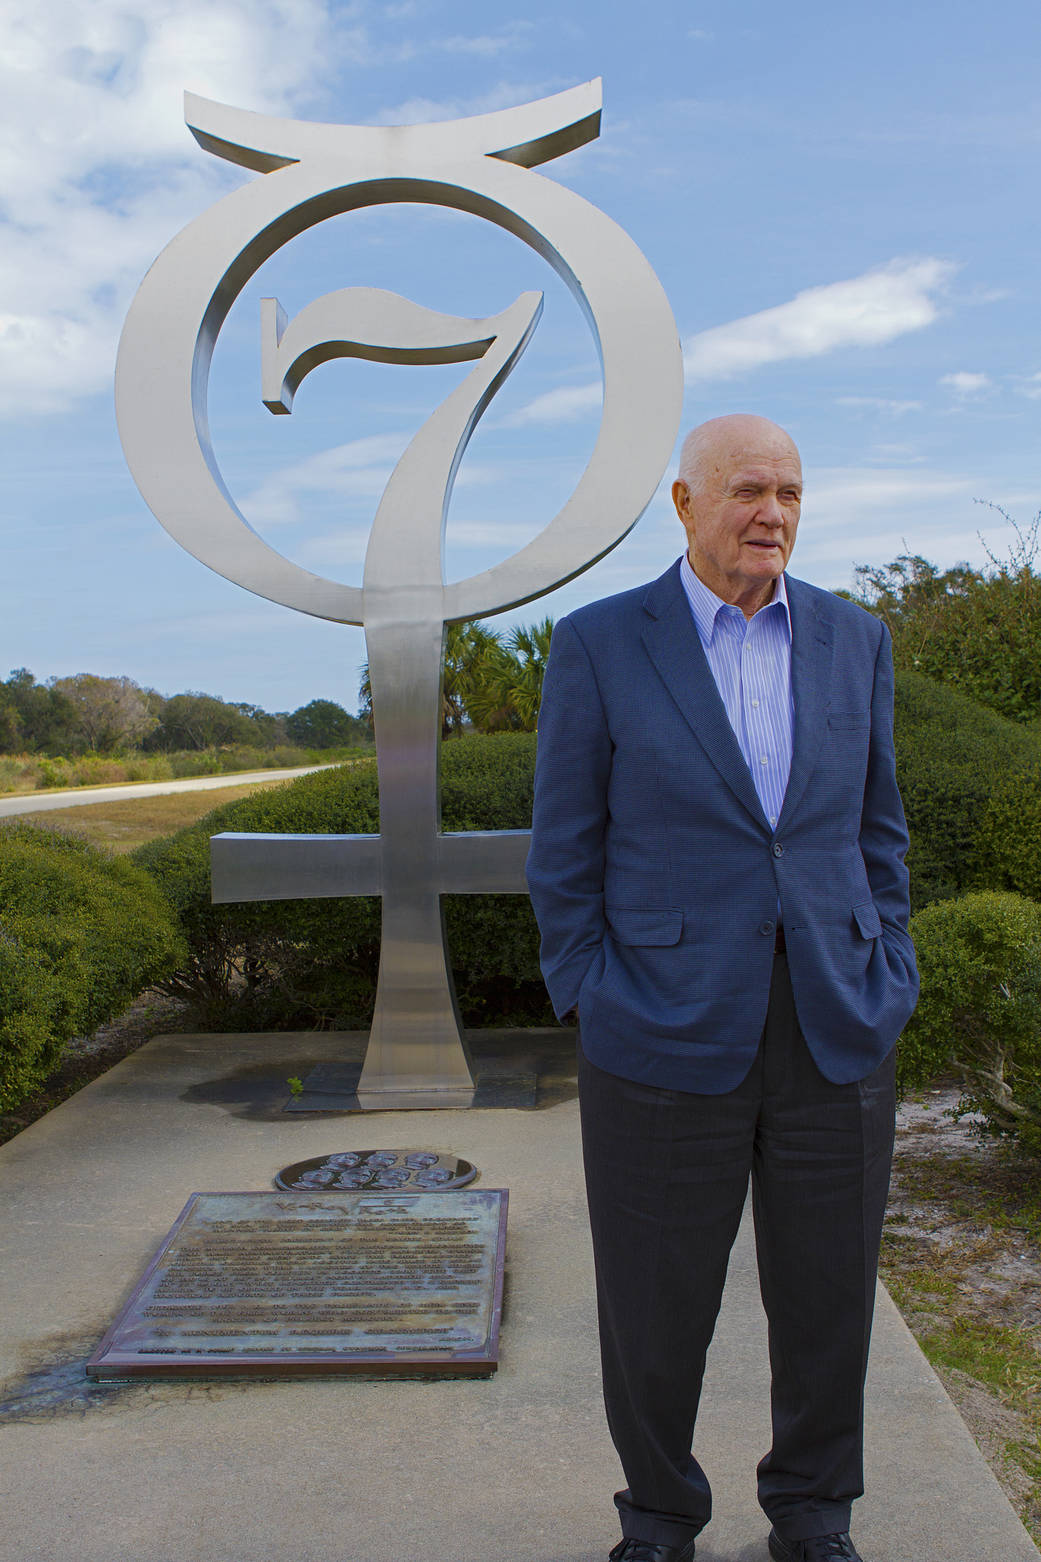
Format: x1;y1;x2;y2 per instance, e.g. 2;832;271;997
671;479;690;523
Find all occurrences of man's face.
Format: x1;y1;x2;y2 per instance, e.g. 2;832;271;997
672;429;802;616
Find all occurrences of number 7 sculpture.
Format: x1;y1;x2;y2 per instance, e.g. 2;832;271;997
115;81;682;1107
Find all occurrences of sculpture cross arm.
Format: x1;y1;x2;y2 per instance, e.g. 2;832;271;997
210;829;531;903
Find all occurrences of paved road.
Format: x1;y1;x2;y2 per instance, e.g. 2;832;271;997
0;764;338;818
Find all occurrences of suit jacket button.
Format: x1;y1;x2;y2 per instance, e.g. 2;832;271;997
772;843;784;857
760;920;775;936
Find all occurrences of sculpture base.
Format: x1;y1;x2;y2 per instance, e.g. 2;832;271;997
284;1055;538;1111
355;1088;477;1112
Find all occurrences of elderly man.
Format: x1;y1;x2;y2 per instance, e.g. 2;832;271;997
526;415;918;1562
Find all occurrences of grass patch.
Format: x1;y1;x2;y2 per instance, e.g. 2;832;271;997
919;1318;1041;1411
882;1133;1041;1543
0;779;302;853
882;1251;1041;1541
895;1266;959;1303
893;1145;1041;1245
0;745;373;796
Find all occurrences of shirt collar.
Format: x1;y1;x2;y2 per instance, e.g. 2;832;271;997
679;551;791;649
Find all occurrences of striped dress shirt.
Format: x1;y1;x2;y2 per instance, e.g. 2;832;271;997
679;552;794;829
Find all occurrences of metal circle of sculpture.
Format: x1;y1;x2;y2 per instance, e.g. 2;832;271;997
115;81;683;1108
274;1150;478;1193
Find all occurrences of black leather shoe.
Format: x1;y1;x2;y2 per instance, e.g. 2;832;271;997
609;1539;696;1562
768;1530;863;1562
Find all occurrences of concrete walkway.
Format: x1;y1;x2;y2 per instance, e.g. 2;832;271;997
0;1030;1036;1562
0;764;338;818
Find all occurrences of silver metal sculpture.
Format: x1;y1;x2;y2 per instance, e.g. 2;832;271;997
115;81;682;1108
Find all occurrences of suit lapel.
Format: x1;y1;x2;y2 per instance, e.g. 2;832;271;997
779;576;834;829
641;564;769;829
640;565;836;834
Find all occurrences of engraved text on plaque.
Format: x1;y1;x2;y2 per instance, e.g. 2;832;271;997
86;1190;507;1379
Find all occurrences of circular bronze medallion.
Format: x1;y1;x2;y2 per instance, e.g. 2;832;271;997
274;1149;478;1193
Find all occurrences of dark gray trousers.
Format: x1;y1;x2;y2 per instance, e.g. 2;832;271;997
577;952;896;1547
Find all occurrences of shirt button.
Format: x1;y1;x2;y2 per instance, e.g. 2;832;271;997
751;698;760;708
773;843;784;857
760;755;768;765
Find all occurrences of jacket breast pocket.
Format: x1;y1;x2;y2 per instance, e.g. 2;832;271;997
605;906;684;946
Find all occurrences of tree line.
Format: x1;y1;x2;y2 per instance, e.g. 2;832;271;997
0;672;368;756
418;511;1041;738
7;509;1035;760
843;505;1041;724
419;514;1041;738
0;616;554;758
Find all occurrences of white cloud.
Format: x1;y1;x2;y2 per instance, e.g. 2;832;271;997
239;430;500;532
240;433;410;528
865;443;925;465
505;259;956;427
295;532;370;567
837;396;923;415
1018;372;1041;400
808;467;971;515
939;371;992;396
795;466;977;577
683;259;955;381
499;381;602;427
0;0;341;416
368;79;565;127
447;518;540;547
436;25;533;57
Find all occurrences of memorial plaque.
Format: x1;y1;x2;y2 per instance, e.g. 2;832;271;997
274;1149;477;1192
86;1189;507;1381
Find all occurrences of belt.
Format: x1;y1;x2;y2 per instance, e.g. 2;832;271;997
774;924;786;954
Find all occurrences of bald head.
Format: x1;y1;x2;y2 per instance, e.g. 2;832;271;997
672;414;803;617
677;415;801;497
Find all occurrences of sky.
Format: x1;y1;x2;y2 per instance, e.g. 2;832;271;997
3;0;1041;714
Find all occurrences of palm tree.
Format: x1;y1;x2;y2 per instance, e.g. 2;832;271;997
442;621;503;736
465;617;554;733
358;620;505;738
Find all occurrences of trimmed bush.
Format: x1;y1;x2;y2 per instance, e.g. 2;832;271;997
893;671;1041;909
899;891;1041;1153
973;763;1041;905
0;825;187;1110
133;735;550;1030
131;681;1041;1036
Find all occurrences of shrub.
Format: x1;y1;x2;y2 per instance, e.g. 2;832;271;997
0;929;78;1113
893;671;1041;909
134;735;550;1030
848;521;1041;723
0;826;186;1110
974;763;1041;904
898;891;1041;1154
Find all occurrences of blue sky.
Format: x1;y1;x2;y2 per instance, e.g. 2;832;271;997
3;0;1040;713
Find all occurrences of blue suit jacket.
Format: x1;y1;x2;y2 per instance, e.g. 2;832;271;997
525;560;919;1092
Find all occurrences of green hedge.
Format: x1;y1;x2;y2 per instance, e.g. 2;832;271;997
893;671;1041;909
898;891;1041;1153
131;679;1041;1034
973;763;1041;904
133;736;551;1030
0;826;186;1111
